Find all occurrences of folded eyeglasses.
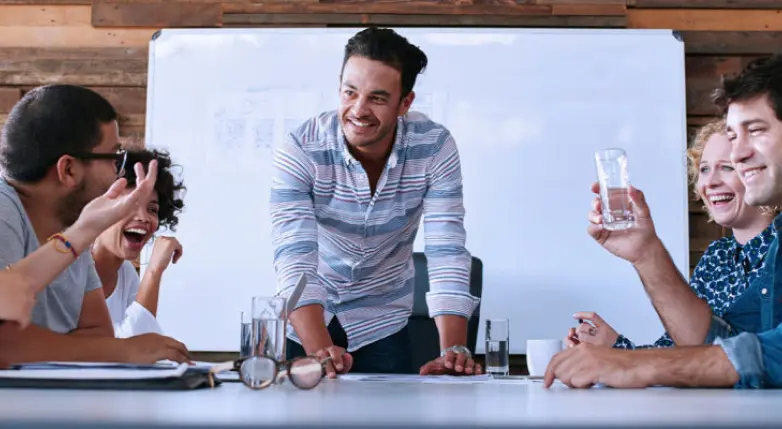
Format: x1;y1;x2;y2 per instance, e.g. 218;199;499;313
209;355;333;390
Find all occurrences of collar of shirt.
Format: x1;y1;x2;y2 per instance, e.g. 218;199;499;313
338;115;406;170
735;223;776;271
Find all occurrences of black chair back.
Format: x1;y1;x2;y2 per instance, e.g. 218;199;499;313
408;252;483;372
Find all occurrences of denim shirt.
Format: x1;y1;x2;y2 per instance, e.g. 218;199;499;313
614;224;775;350
712;214;782;388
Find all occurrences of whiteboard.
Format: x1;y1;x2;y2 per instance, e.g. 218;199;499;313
143;28;688;354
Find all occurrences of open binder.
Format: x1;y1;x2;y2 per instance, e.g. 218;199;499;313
0;362;220;390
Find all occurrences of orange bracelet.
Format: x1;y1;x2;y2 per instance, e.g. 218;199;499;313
48;233;79;259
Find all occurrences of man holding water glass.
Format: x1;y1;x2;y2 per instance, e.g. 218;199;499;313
545;54;782;389
270;28;481;377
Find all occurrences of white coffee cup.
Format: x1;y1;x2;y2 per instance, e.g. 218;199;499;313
526;339;564;377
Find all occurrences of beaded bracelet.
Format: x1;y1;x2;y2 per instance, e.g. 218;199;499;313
48;233;79;259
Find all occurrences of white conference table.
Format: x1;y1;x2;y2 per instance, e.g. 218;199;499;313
0;375;780;428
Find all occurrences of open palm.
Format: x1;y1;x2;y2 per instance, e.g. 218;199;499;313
76;160;158;235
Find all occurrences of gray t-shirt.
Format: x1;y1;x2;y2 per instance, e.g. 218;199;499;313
0;179;102;333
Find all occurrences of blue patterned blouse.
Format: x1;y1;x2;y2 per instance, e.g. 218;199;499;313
614;223;776;349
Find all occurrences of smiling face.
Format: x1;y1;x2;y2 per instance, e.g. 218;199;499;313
697;133;762;228
97;188;160;261
56;121;123;227
338;56;414;152
727;94;782;207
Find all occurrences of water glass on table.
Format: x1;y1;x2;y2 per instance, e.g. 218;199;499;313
594;148;635;230
240;311;252;359
485;318;510;377
250;296;287;362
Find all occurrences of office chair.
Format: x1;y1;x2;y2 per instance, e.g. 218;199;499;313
407;252;483;372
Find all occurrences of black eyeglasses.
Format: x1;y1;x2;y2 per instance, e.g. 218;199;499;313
208;355;332;390
68;149;128;177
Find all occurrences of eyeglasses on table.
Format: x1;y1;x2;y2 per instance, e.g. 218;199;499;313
209;355;333;390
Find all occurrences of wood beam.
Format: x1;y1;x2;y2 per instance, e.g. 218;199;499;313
680;31;782;55
223;13;626;27
92;0;222;28
628;9;782;31
0;4;90;26
0;88;22;113
0;47;147;86
630;0;782;8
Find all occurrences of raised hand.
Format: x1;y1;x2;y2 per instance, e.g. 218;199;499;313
587;182;660;265
147;237;183;276
75;160;158;237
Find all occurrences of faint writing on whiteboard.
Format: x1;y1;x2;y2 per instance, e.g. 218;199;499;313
207;89;324;161
214;118;247;150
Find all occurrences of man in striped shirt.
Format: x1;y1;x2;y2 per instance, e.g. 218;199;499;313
270;27;481;376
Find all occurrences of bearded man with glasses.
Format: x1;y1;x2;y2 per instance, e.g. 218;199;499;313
0;84;190;365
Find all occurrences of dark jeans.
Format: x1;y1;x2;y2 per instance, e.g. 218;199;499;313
286;318;414;374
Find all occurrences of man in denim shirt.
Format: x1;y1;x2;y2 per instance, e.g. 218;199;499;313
544;54;782;389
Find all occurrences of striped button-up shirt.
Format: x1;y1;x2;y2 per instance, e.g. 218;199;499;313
270;110;480;352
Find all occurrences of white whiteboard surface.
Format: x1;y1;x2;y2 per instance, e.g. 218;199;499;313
143;28;688;354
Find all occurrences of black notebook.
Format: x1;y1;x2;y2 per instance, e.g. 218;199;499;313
0;362;220;390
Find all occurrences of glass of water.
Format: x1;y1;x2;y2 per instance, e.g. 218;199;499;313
485;318;510;377
240;311;252;359
595;148;635;231
251;296;287;362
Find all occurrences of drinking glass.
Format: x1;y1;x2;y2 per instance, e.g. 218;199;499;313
595;148;635;230
485;318;510;377
250;296;287;362
240;311;252;359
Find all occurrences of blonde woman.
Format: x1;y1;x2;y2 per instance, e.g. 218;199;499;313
568;118;777;349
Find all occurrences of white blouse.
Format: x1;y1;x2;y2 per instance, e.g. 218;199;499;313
104;261;163;338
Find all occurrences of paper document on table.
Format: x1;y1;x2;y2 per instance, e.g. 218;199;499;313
338;374;489;384
338;373;568;386
0;362;189;380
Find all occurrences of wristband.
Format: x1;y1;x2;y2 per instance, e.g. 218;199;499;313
48;233;79;259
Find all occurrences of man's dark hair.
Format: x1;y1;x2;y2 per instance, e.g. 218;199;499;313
342;27;428;98
712;54;782;121
123;148;186;232
0;84;118;182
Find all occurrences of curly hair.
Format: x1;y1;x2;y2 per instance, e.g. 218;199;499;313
686;118;726;201
122;148;186;231
686;118;779;220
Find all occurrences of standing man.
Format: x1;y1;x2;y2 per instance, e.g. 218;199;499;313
270;27;481;376
545;54;782;389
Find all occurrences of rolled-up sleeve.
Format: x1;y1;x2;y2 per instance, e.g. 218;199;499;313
422;132;480;319
114;302;163;339
705;314;736;344
715;323;782;389
270;133;326;310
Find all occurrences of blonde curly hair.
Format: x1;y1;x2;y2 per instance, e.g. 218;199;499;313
686;118;780;220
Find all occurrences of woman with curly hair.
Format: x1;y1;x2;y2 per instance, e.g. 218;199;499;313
566;118;778;349
90;148;186;338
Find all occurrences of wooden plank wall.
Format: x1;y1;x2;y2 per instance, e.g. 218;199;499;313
1;1;781;272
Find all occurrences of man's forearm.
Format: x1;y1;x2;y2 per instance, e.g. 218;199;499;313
69;325;114;337
638;345;739;388
634;240;712;345
7;222;98;295
434;315;468;351
0;324;126;363
289;304;332;354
